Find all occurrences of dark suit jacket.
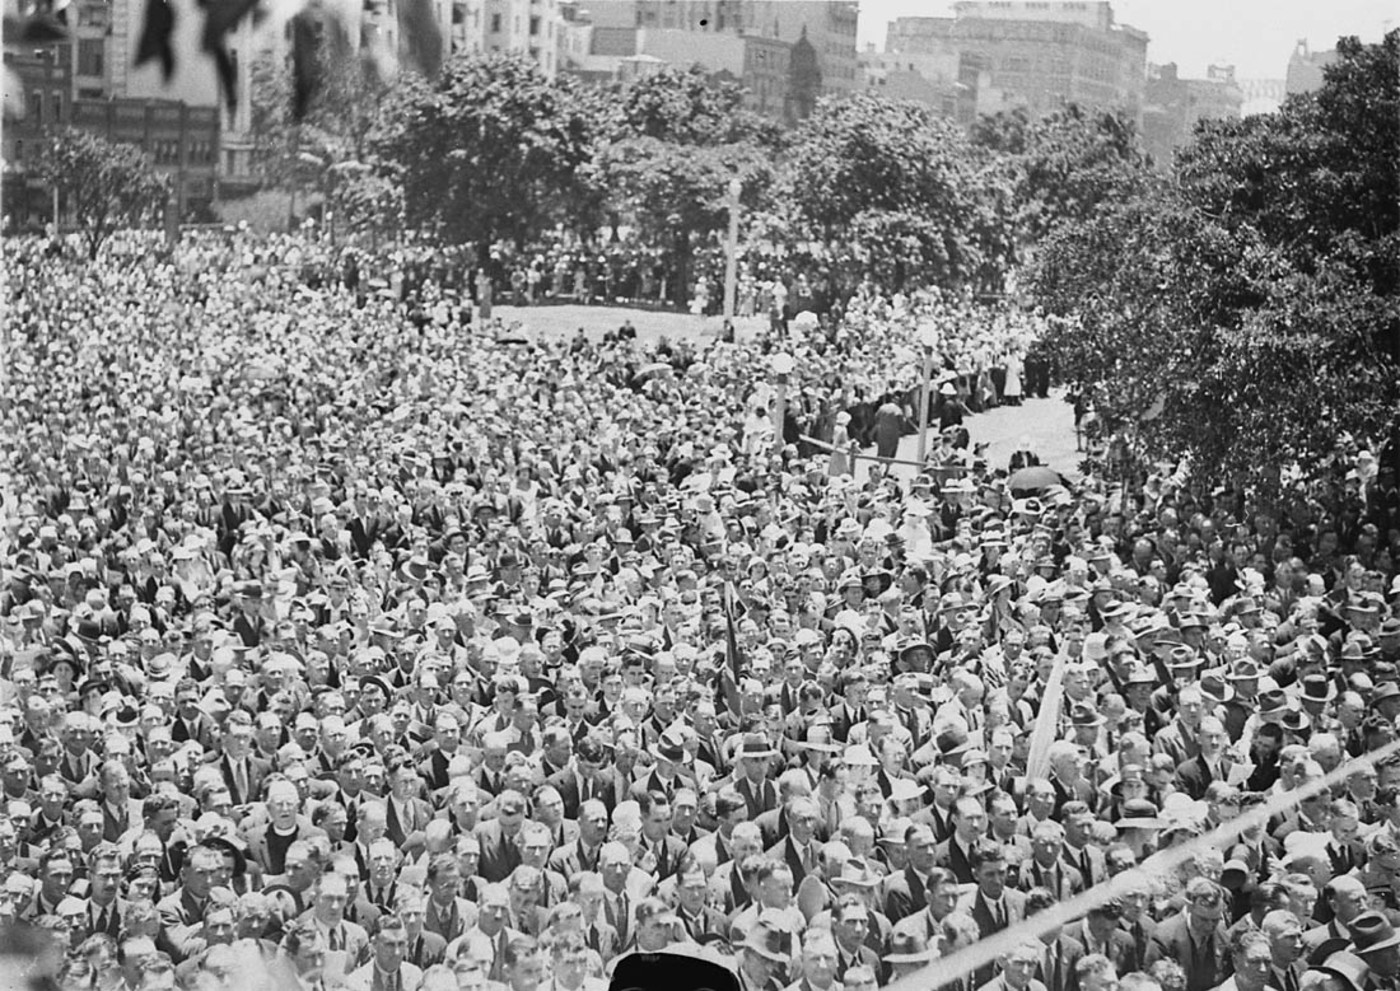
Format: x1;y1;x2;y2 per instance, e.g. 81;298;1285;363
549;837;603;878
1175;756;1234;801
385;796;433;849
935;835;976;885
639;833;690;883
1037;933;1084;991
1144;913;1229;991
1060;844;1106;887
1020;859;1083;901
407;930;447;970
473;819;524;884
767;835;822;892
1072;920;1137;976
675;904;729;943
171;714;218;750
735;777;778;821
883;867;929;922
546;766;615;820
957;888;1028;941
212;753;271;805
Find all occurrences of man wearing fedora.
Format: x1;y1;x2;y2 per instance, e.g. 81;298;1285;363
738;911;798;991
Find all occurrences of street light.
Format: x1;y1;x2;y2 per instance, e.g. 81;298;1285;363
722;176;742;324
771;351;795;451
915;320;940;465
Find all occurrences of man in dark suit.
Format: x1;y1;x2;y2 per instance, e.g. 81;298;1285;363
210;712;270;806
1023;887;1084;991
673;864;729;943
957;842;1029;989
1020;821;1083;901
1174;717;1234;801
831;895;884;984
171;680;218;750
936;796;987;885
1059;803;1106;888
1071;904;1137;976
1144;877;1230;991
546;739;615;820
1262;909;1307;991
766;797;823;893
884;823;936;921
973;941;1049;991
473;790;527;884
549;799;608;878
635;790;689;883
384;759;433;853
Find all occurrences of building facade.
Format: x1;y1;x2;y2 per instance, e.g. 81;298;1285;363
557;0;857;118
3;50;221;226
1141;62;1243;168
885;1;1148;127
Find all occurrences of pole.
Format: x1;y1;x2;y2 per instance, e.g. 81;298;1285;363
916;344;934;465
722;177;741;323
773;375;788;452
52;184;59;229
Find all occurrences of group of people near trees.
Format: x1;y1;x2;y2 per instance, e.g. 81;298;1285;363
1;228;1397;991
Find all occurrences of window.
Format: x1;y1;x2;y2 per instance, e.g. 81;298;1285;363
529;15;539;34
29;91;41;121
51;92;62;122
490;12;501;32
452;3;463;23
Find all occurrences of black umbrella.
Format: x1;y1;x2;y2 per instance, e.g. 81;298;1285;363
1008;465;1064;495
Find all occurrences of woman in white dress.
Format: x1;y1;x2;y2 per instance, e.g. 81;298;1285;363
1003;351;1024;406
829;411;852;477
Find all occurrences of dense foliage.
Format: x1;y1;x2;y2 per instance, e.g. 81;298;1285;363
1029;30;1400;502
36;129;169;259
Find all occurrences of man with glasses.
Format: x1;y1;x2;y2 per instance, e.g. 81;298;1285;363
396;886;446;970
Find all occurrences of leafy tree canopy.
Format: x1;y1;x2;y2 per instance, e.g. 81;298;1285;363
37;129;169;259
373;52;597;259
1030;30;1400;501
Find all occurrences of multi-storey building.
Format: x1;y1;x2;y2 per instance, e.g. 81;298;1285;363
885;1;1148;127
3;49;221;226
556;0;856;121
1141;62;1243;168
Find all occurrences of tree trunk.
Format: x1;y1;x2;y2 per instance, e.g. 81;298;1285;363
673;231;691;309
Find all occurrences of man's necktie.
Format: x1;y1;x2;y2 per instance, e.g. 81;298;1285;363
330;926;343;952
995;900;1007;929
1080;850;1093;883
234;761;248;803
1046;944;1060;991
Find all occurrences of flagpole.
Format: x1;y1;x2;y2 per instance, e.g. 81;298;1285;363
1024;651;1067;780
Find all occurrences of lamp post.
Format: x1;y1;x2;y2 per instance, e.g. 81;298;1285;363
915;320;940;465
722;177;742;323
771;351;795;451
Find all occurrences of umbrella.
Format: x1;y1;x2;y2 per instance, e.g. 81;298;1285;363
630;362;674;386
1008;465;1064;495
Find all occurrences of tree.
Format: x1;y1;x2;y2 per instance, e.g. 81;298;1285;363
610;65;783;149
972;103;1148;248
36;129;169;259
1029;31;1400;502
768;93;1015;296
372;52;596;262
600;137;772;305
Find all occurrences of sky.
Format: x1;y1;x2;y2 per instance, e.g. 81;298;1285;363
856;0;1397;79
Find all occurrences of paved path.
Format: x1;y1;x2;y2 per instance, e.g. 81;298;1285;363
856;391;1082;484
488;303;1081;482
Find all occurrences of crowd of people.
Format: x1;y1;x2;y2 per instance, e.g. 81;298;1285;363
2;227;1399;991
